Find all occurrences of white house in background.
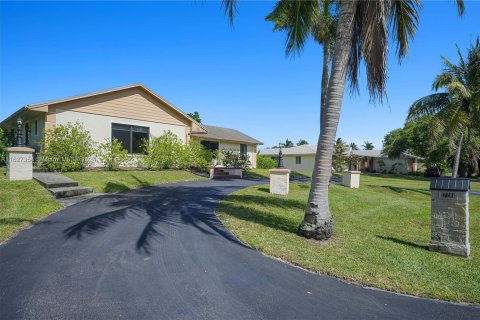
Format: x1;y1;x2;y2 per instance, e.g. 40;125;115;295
259;144;422;174
0;84;262;167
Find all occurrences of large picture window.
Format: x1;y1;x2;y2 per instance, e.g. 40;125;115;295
112;123;149;154
201;140;219;152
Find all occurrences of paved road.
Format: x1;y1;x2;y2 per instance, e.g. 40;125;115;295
0;179;478;319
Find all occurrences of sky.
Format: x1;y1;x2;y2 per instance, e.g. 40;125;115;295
1;1;479;150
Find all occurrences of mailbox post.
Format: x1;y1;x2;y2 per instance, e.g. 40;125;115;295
429;178;470;257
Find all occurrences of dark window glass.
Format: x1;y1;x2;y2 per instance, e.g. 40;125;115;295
112;123;149;154
240;144;247;156
201;140;219;151
34;120;38;136
296;156;302;164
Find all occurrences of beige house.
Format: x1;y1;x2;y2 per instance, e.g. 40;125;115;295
1;84;261;167
259;145;421;174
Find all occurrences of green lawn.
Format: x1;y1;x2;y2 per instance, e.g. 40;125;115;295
217;174;480;303
0;168;62;242
64;170;206;193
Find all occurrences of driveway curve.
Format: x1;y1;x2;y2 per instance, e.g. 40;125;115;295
0;179;478;319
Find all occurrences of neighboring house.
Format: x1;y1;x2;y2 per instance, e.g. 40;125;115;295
0;84;261;167
191;125;262;168
259;144;422;174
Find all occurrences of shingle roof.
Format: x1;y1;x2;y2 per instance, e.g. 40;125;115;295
259;144;317;156
192;125;263;145
260;145;422;159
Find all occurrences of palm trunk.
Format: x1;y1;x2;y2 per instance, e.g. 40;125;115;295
452;130;464;178
299;0;358;240
320;42;330;130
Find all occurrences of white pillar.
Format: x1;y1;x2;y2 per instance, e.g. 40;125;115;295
5;147;35;181
269;168;290;195
342;171;361;188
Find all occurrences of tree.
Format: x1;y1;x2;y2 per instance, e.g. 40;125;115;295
221;0;464;240
187;111;202;123
297;139;309;146
407;38;479;177
282;139;294;148
362;141;374;150
332;138;347;171
349;142;358;151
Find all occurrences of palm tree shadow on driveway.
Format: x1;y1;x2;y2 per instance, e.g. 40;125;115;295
63;183;254;255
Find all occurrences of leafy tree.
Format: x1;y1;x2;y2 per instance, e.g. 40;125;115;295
407;39;480;177
221;0;464;240
0;128;15;166
187;111;202;123
332;138;347;172
39;122;95;172
349;142;359;151
257;155;277;169
97;138;129;171
297;139;309;146
362;141;375;150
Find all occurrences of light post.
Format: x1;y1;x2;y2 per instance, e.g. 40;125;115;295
277;143;284;168
16;117;24;147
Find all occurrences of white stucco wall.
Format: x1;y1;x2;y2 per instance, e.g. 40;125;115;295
55;109;187;144
281;154;315;173
218;141;257;168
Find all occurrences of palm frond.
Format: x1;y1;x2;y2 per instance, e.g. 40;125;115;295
455;0;465;16
388;0;421;60
407;93;450;121
221;0;238;26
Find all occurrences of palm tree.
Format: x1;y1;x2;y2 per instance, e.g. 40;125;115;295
221;0;464;240
282;138;294;148
349;142;359;150
407;39;480;178
297;139;309;146
362;141;374;150
265;0;336;132
333;138;347;171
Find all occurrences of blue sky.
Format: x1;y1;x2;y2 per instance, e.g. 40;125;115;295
1;1;479;149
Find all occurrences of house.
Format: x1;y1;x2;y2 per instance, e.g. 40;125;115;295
0;84;262;167
259;144;422;174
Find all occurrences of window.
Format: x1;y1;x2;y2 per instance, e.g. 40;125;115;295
201;140;219;151
111;123;149;154
240;144;247;156
34;120;38;136
296;156;302;164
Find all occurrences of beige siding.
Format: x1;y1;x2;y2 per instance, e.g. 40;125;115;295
50;87;190;127
281;154;315;173
219;141;257;168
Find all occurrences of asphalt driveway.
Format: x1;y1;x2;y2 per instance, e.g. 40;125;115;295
0;179;478;319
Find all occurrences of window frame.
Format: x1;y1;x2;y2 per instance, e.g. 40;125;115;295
296;156;302;165
111;123;149;154
34;119;38;136
240;144;247;156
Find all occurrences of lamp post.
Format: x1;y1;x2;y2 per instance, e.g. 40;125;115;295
16;117;24;147
277;143;284;168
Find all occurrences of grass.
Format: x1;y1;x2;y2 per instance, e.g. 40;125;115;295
0;167;62;242
64;170;206;193
217;174;480;303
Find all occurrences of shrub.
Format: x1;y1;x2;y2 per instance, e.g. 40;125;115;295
144;132;214;171
0;128;15;166
220;149;250;169
96;138;129;171
257;155;277;169
39;122;95;172
144;131;183;170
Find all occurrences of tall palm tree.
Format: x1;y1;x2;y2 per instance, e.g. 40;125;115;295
297;139;309;146
407;38;480;178
349;142;359;151
221;0;464;240
362;141;375;150
283;138;294;148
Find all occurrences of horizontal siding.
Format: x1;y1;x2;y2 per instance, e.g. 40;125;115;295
51;88;189;127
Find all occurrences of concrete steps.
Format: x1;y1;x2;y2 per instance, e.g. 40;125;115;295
48;186;94;199
212;168;241;179
33;172;93;199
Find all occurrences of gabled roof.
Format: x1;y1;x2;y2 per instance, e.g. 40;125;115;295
260;145;422;159
192;125;263;145
1;84;206;133
259;144;316;156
